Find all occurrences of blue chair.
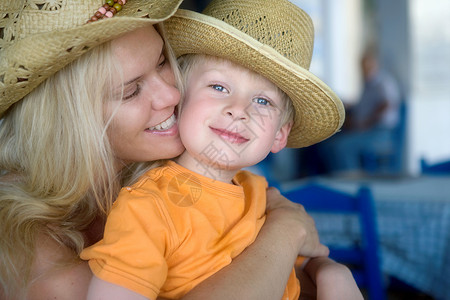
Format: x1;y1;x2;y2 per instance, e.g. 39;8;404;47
361;100;408;175
251;153;283;190
421;158;450;175
282;183;385;300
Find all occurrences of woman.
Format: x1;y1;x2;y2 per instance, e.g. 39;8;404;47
0;1;328;299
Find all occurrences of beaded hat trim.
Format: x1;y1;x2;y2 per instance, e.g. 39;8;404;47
87;0;127;23
0;0;183;117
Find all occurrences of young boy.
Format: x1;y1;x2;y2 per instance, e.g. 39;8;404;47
82;0;362;299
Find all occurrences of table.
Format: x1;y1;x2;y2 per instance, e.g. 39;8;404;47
282;175;450;300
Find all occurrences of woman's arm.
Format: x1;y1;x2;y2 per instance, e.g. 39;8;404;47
264;188;329;258
28;188;326;300
178;187;329;300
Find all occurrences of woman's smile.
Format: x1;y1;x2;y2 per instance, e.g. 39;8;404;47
147;114;177;131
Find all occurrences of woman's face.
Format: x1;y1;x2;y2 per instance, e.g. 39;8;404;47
105;26;184;165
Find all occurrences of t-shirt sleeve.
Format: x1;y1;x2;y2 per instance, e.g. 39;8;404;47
81;187;177;299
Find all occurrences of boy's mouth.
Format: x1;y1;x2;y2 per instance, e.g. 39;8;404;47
210;127;249;144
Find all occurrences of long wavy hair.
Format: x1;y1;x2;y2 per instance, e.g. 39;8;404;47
0;24;181;299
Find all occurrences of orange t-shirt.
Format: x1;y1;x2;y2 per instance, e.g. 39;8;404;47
81;161;300;299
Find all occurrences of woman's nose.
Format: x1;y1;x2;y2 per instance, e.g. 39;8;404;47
151;75;180;110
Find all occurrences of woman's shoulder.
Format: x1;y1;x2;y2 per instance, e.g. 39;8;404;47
27;234;92;300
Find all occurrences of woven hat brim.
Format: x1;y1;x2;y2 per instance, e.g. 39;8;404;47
0;0;183;117
165;10;345;148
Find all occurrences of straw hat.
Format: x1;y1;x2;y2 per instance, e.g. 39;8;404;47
0;0;183;117
164;0;345;148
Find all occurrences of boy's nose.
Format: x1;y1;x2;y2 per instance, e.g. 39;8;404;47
224;102;249;121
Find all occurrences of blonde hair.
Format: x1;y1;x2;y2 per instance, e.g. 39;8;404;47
0;24;181;299
178;54;295;127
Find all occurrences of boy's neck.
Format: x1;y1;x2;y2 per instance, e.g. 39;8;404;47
175;151;240;184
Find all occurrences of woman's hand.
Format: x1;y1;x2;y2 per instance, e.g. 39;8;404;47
265;187;329;258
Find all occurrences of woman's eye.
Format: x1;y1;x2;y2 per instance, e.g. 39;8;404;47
123;84;141;100
254;97;271;106
211;84;228;93
158;56;167;68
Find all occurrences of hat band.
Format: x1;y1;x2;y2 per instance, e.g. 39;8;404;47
87;0;128;23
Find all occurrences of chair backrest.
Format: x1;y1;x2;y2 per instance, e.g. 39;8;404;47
391;99;408;170
421;158;450;175
250;153;282;189
282;183;385;300
361;99;408;174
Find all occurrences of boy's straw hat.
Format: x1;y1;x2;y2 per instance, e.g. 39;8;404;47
0;0;183;117
164;0;345;148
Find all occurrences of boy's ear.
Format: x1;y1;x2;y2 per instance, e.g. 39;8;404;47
271;121;293;153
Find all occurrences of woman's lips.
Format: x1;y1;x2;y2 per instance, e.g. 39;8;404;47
147;114;176;131
210;127;249;144
145;114;179;136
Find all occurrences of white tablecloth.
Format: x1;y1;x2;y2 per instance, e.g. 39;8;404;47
282;176;450;300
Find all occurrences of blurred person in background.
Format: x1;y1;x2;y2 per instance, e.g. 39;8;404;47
318;46;402;175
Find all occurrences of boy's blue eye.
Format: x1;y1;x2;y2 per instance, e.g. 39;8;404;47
211;84;227;92
254;97;270;106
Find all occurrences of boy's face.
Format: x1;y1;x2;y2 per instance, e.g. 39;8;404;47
177;58;292;174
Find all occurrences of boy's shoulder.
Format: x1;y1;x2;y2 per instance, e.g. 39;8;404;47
125;161;204;193
235;169;268;187
127;163;170;189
